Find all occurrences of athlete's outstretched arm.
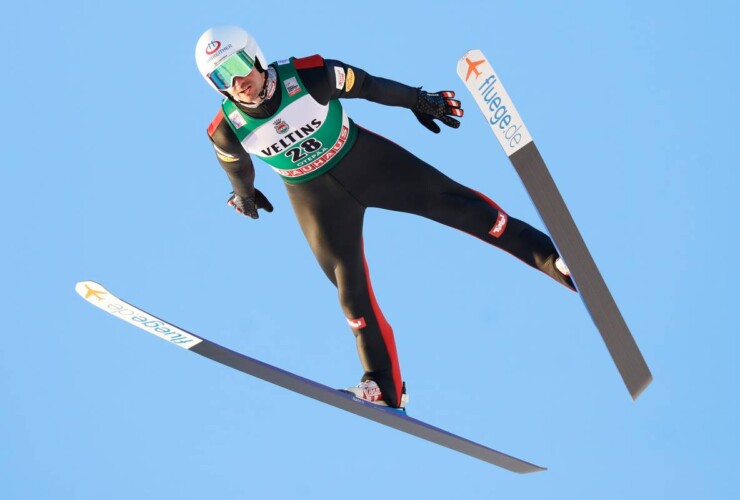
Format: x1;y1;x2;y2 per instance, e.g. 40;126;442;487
330;61;418;107
296;55;418;106
296;56;462;132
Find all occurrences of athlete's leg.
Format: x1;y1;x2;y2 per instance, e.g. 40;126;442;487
333;127;575;290
284;175;405;407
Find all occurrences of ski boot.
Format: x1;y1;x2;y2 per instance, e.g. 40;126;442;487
341;381;409;412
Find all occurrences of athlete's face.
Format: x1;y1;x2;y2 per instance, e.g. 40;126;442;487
226;67;266;104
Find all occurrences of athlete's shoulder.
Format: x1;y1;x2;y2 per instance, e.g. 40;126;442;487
207;106;244;157
207;108;227;138
293;54;325;69
271;55;325;69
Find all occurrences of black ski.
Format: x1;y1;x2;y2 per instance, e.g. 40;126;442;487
457;50;652;399
76;280;545;473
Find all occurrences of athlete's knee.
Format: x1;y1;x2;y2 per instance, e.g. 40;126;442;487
335;266;369;312
338;288;367;318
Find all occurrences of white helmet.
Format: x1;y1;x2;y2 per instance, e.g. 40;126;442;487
195;26;267;93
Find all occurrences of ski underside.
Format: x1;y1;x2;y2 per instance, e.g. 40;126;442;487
457;49;652;399
75;281;545;473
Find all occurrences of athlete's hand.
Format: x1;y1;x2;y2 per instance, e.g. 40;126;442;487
411;89;463;133
227;190;274;219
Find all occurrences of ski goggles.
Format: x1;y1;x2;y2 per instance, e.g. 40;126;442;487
208;50;256;90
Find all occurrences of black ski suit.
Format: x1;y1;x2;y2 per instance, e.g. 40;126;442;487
206;55;574;408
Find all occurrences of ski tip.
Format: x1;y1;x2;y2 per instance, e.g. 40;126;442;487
457;49;484;69
459;48;482;59
75;281;108;300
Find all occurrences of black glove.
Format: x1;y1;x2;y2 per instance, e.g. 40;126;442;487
411;89;463;133
227;189;274;219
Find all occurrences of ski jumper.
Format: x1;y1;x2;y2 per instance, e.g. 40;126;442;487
207;55;575;408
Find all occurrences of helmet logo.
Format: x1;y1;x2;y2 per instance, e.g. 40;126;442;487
205;41;222;55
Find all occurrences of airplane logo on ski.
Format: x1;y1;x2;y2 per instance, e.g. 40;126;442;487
463;56;486;82
82;283;107;301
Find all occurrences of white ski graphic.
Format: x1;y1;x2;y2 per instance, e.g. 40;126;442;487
457;50;652;399
76;280;545;473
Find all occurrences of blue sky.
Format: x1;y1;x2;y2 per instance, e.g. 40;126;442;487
2;0;738;498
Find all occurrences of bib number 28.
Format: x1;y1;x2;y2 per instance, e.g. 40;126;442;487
285;138;323;162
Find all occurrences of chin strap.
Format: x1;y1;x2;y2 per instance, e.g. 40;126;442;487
261;66;277;100
237;66;277;108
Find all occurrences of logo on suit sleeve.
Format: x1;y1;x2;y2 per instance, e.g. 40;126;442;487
345;68;355;92
334;66;346;90
214;144;239;162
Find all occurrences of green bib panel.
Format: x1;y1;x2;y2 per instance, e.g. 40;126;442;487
221;58;357;183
